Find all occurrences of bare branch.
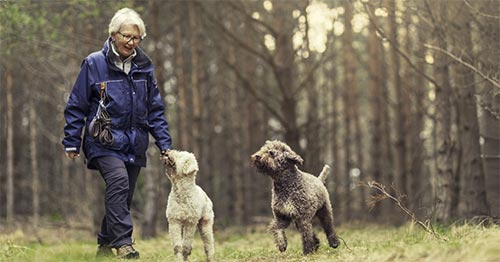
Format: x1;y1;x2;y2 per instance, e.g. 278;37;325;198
424;44;500;89
222;59;286;125
294;13;338;96
361;1;441;89
464;0;500;20
196;2;274;67
366;181;448;241
295;51;335;97
226;1;278;37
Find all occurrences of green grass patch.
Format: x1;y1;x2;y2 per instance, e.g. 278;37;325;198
1;223;499;261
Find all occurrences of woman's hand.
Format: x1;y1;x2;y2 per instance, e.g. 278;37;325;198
66;151;80;160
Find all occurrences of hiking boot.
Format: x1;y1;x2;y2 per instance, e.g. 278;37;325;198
116;244;140;259
96;244;114;257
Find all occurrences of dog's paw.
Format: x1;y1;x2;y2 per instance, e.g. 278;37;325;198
278;244;287;252
329;235;340;249
303;246;315;255
313;235;320;252
302;236;320;255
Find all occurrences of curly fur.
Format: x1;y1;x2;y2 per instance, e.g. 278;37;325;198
163;150;215;262
251;140;340;255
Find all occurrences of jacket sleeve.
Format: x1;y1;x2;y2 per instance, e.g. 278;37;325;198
147;72;172;151
62;59;93;153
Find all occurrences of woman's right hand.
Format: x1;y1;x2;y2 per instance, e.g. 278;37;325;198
66;151;80;160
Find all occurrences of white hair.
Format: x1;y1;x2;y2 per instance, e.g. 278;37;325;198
108;8;146;38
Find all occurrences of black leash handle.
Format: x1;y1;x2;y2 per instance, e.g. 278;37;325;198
89;82;114;145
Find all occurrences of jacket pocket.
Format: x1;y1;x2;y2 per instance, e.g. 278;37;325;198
133;79;148;118
103;80;131;115
134;126;149;155
111;115;128;130
104;129;129;151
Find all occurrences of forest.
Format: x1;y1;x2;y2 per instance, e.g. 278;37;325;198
0;0;499;243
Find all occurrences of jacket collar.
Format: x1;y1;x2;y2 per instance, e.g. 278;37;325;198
102;37;154;73
110;41;136;64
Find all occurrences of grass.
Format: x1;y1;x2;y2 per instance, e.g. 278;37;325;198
1;222;499;261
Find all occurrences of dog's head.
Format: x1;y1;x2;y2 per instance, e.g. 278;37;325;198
250;140;303;174
162;150;199;180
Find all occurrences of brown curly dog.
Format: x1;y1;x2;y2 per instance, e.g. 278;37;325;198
251;140;340;255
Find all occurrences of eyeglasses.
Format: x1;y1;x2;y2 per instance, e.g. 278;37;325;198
117;31;143;44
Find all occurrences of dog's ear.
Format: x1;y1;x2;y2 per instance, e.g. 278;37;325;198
285;150;303;166
181;156;199;175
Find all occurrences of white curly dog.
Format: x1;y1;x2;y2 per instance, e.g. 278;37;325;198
163;150;215;262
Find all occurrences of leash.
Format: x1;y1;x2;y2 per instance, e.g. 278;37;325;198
89;82;114;145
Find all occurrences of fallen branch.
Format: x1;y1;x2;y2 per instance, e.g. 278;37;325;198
366;181;448;241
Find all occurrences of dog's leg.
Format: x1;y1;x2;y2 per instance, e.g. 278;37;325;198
198;216;215;262
181;223;197;262
295;219;320;255
169;221;184;262
317;204;340;248
269;214;292;252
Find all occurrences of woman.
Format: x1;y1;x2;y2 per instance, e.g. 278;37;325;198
62;8;172;259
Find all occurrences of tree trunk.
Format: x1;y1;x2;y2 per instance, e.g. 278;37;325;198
367;3;384;219
210;57;226;220
433;1;456;223
142;153;160;238
227;44;245;225
477;0;500;218
175;14;189;150
239;61;252;224
452;2;490;219
387;0;408;201
245;54;267;222
351;31;364;221
189;1;202;157
29;86;40;226
304;69;321;174
328;50;341;223
408;11;427;215
61;151;71;218
380;43;396;218
273;1;300;151
300;5;321;175
141;0;167;238
342;1;355;221
480;102;500;218
6;64;14;224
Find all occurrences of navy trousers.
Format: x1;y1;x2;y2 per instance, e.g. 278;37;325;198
95;156;141;248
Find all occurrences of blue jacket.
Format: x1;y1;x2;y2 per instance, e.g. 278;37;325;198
63;39;172;169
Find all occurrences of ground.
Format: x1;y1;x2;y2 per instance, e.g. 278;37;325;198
1;222;499;261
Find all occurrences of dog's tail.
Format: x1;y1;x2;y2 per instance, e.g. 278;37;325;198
318;164;330;184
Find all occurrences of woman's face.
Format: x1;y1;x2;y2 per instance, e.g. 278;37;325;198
112;24;141;58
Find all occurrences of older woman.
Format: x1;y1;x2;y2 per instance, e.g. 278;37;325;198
62;8;172;259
